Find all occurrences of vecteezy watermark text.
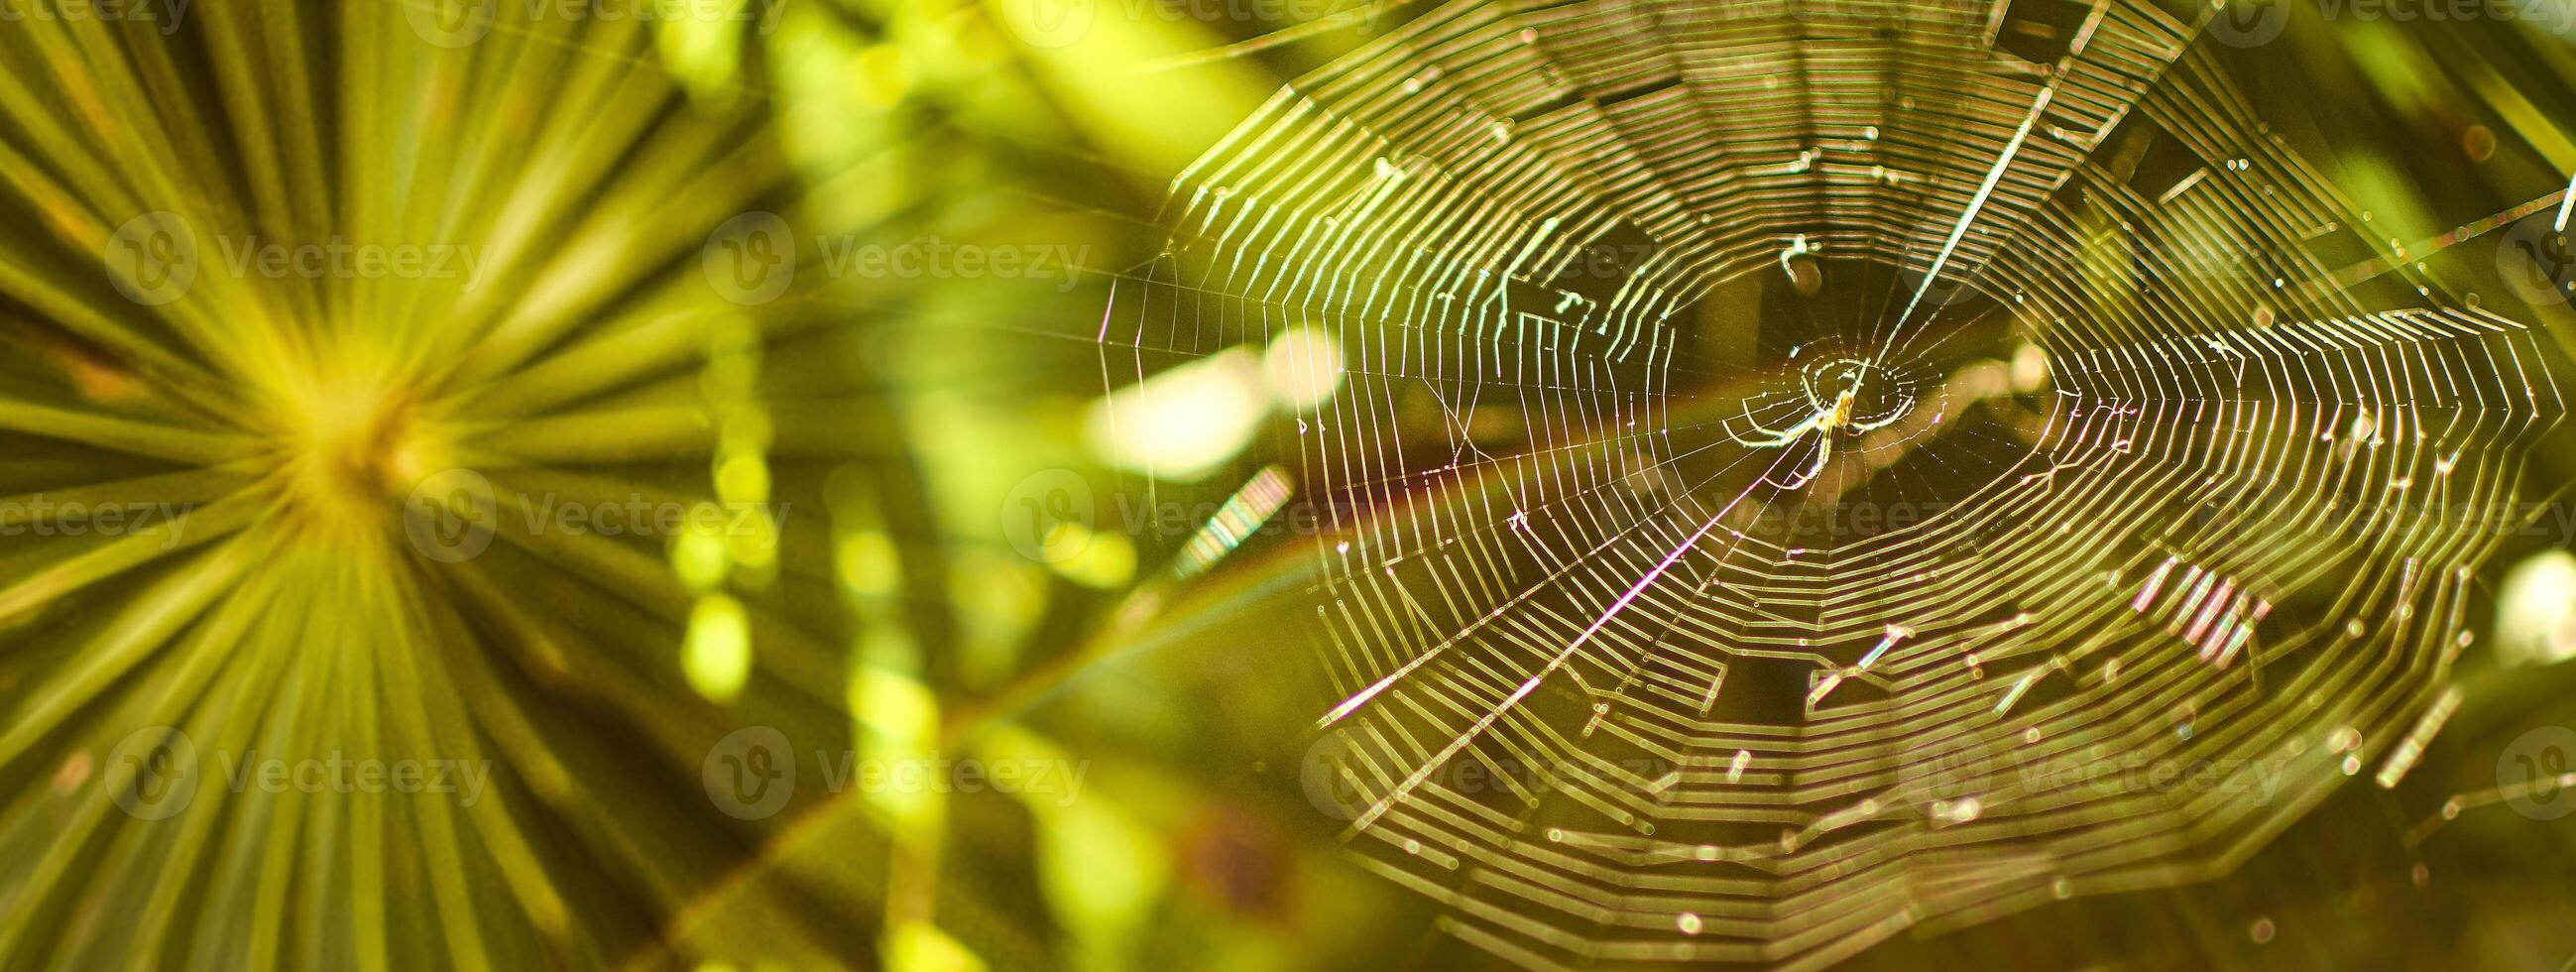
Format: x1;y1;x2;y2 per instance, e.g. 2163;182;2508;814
0;0;188;33
403;467;787;563
103;212;489;306
701;726;1091;819
212;235;486;288
103;728;491;820
0;498;193;549
1302;728;2295;823
1301;730;1682;821
701;211;1091;304
1000;467;1979;564
403;0;788;48
2207;0;2576;48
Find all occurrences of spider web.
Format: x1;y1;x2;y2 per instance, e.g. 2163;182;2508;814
1097;0;2562;965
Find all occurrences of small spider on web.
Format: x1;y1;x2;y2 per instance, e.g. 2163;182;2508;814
1731;365;1910;489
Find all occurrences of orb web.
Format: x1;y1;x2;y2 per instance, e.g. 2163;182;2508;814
1100;0;2562;965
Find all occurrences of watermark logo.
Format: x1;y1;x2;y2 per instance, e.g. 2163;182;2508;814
1899;728;1993;803
404;467;500;563
104;211;197;306
2500;724;2576;820
2205;0;2291;47
994;0;1096;49
404;0;497;48
1002;468;1096;563
2499;210;2576;305
704;725;796;820
1301;728;1369;821
703;210;797;305
105;727;198;820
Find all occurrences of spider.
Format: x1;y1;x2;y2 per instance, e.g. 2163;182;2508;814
1731;380;1908;488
